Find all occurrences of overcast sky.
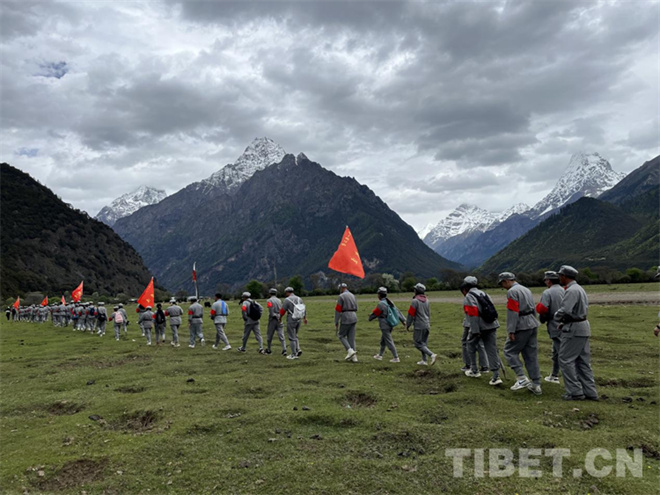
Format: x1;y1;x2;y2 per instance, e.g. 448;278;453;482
2;0;658;231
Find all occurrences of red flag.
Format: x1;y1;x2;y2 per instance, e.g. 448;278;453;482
328;226;365;279
12;297;20;310
192;262;197;282
41;296;48;306
137;277;155;308
71;281;83;302
61;295;66;305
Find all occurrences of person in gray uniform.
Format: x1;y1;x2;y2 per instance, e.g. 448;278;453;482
210;293;231;350
460;278;489;373
118;304;128;334
279;287;307;359
498;272;542;395
165;298;182;347
368;287;404;363
96;302;107;336
238;292;264;353
461;276;502;385
555;265;598;401
136;304;146;337
109;306;123;341
265;288;287;355
406;283;438;366
335;283;359;362
139;305;155;345
536;271;564;384
154;303;167;344
188;297;205;348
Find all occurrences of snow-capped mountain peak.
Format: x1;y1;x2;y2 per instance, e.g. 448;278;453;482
423;204;498;245
499;202;530;221
529;152;625;219
198;137;286;193
96;186;167;226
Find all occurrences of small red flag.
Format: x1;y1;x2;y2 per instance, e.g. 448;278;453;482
13;297;20;310
328;226;365;279
61;295;66;305
71;282;83;302
41;296;48;306
192;262;197;282
137;277;155;308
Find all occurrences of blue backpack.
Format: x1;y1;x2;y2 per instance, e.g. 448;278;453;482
385;300;401;327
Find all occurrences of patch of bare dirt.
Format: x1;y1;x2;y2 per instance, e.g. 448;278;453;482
34;458;108;491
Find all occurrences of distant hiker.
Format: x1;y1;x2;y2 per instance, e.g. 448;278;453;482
139;305;155;345
555;265;598;401
165;298;183;347
110;305;123;341
136;304;146;337
238;292;264;354
96;302;107;336
154;303;167;344
210;293;231;350
118;303;128;334
459;277;489;374
498;272;542;395
188;297;205;348
335;283;359;362
536;271;564;384
406;283;438;366
460;276;502;385
265;288;287;355
87;303;97;333
279;287;307;360
368;287;403;363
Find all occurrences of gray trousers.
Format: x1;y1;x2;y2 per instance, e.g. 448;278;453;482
467;329;500;377
242;322;263;349
214;323;229;347
170;323;180;344
503;327;541;385
462;327;488;368
114;323;121;339
155;322;166;343
189;322;204;346
267;318;287;351
143;326;152;344
287;320;301;355
96;319;106;335
550;336;561;377
338;323;357;351
559;335;598;398
378;326;398;358
413;328;433;360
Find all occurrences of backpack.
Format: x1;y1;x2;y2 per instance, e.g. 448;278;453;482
385;300;401;327
114;311;124;323
89;307;95;317
247;300;263;320
155;310;166;324
292;298;306;321
474;292;498;323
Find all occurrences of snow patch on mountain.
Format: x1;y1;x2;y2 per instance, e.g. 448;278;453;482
423;204;498;246
96;186;167;226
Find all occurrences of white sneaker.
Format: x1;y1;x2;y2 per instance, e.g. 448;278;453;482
489;377;503;386
115;338;119;341
510;377;530;391
222;345;232;351
171;341;176;347
200;339;206;346
390;357;400;363
373;354;383;361
465;369;481;378
286;354;298;360
345;349;356;361
175;343;180;347
351;355;358;363
527;383;542;395
544;375;560;384
188;344;195;348
417;360;428;366
430;353;437;366
146;342;151;345
212;345;218;349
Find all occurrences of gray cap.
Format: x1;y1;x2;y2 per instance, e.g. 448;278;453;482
269;288;278;295
497;272;516;284
118;303;124;307
543;271;560;281
98;302;105;306
284;286;294;293
114;305;119;310
462;276;478;287
146;305;152;310
241;292;251;298
189;297;197;302
414;283;426;293
377;286;388;295
170;298;176;303
558;265;578;278
338;283;348;289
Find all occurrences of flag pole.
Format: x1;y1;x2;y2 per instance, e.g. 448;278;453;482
193;262;199;300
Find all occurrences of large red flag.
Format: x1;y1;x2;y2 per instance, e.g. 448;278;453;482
41;296;48;306
61;295;66;305
71;282;83;302
328;226;365;279
13;297;20;310
137;277;155;308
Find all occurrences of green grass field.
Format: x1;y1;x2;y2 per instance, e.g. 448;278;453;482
1;288;659;494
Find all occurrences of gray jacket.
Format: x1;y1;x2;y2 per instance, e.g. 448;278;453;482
267;296;282;320
188;302;203;323
505;282;539;333
537;283;564;338
241;299;259;324
335;291;358;325
210;300;228;324
406;294;430;330
463;288;500;334
368;298;404;330
554;280;591;337
165;304;183;325
139;310;154;329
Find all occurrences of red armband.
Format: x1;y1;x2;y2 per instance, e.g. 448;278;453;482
372;307;382;316
408;306;416;317
335;304;342;312
507;298;520;312
464;305;479;317
535;303;548;314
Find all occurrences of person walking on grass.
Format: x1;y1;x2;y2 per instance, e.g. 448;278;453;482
536;271;564;385
335;283;359;362
498;272;542;395
368;287;404;363
139;305;155;345
555;265;598;401
460;276;502;385
118;303;128;335
406;283;438;366
238;292;264;354
280;287;307;360
459;278;489;374
109;305;123;341
210;293;231;350
96;302;107;337
188;297;205;348
154;303;167;344
165;298;183;347
266;288;287;356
